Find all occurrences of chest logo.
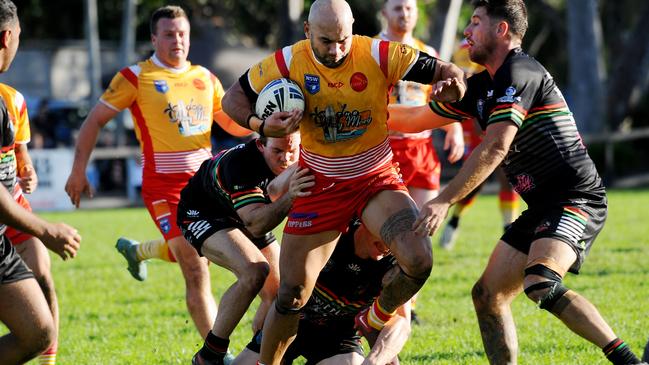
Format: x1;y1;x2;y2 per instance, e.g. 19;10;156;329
193;78;206;90
154;80;169;94
496;86;521;103
305;74;320;95
350;72;368;92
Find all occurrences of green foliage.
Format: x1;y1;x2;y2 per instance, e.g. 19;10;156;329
3;190;647;364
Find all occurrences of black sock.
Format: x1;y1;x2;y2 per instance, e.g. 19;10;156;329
448;215;460;228
198;331;229;361
603;338;641;365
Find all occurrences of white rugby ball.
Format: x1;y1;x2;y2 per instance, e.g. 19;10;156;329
255;78;305;120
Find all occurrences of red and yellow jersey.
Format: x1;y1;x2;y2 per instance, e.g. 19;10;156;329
0;83;30;197
247;35;419;179
378;34;438;140
100;55;225;178
0;83;29;145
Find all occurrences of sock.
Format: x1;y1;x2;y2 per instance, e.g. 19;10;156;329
603;338;641;365
136;239;176;262
367;300;396;331
198;331;229;361
498;190;520;227
39;341;57;365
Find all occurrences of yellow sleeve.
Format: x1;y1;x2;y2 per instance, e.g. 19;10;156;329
387;42;420;85
100;69;138;111
247;51;286;94
211;73;225;112
14;90;30;144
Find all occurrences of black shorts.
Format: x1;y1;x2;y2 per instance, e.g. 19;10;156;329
177;201;276;256
501;199;607;273
0;235;34;284
246;319;363;364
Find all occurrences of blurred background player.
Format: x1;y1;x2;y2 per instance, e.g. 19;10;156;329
182;133;314;365
64;5;251;338
232;219;410;365
0;81;60;365
379;0;464;324
0;1;81;363
438;38;520;250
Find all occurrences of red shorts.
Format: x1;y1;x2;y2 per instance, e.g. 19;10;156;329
7;190;34;246
462;119;484;159
389;137;441;190
141;173;190;241
284;162;407;235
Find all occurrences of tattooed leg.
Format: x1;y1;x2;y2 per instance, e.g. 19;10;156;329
377;208;432;313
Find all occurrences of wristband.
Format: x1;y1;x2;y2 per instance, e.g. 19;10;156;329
245;113;257;129
258;120;266;137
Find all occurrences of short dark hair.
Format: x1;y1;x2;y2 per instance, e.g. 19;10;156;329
0;0;17;30
150;5;188;35
472;0;528;40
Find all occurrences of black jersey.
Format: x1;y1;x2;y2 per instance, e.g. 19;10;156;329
0;97;14;235
179;139;275;223
429;48;605;206
301;221;396;327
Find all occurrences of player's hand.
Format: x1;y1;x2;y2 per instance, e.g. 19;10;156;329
64;171;94;208
413;198;450;236
431;77;465;103
288;167;315;199
262;109;303;137
18;164;38;193
444;125;465;163
40;222;81;261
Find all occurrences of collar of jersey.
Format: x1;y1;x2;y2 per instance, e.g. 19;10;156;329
151;54;190;74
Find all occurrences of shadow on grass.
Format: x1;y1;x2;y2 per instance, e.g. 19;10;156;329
403;349;484;362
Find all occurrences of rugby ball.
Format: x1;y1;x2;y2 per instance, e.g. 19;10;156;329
255;78;305;120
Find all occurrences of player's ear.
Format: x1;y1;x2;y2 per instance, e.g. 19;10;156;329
0;29;11;49
304;21;310;39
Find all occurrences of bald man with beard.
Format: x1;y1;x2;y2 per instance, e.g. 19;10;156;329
220;1;466;364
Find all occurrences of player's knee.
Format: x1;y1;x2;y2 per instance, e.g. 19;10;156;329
399;248;432;280
524;263;576;315
276;282;308;311
471;279;492;310
19;317;55;359
240;261;270;294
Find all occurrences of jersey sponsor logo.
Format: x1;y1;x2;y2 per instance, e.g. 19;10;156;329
286;220;313;228
350;72;368;92
513;173;535;193
164;100;210;137
311;104;372;143
304;74;320;94
496;86;521;103
193;78;206;90
288;212;318;219
328;81;344;89
347;263;361;273
154;80;169;94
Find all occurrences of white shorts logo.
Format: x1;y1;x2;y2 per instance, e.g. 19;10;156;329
188;220;212;240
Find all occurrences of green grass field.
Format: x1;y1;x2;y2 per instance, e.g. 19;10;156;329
7;189;649;364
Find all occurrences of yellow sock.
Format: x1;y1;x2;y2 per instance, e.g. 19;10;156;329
39;343;56;365
367;300;396;330
136;239;175;262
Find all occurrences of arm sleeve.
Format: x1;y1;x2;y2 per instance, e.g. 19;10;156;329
240;51;287;104
100;69;138;112
14;90;30;144
211;72;226;113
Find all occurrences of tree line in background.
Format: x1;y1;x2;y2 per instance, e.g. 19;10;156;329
12;0;649;135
